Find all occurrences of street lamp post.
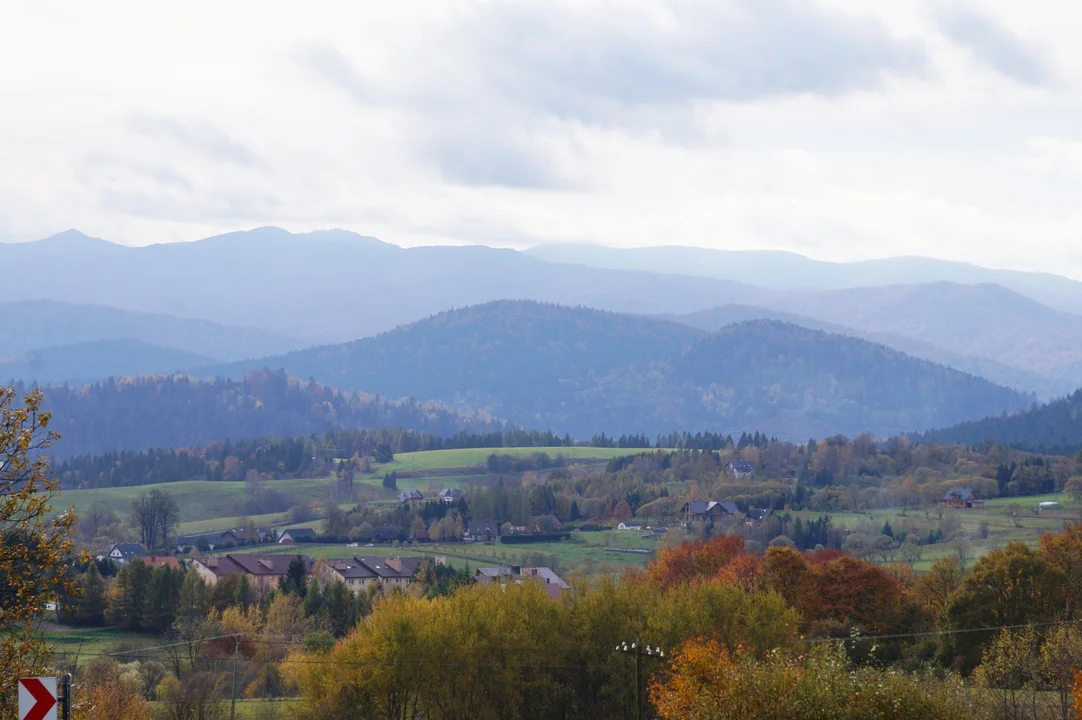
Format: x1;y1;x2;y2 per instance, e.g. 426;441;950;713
616;639;665;720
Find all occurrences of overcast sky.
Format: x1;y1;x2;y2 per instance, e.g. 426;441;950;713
2;1;1081;275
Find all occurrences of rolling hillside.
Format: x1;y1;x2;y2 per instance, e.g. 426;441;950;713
919;390;1082;454
666;304;1072;399
208;300;706;424
28;370;499;457
758;283;1082;389
0;299;300;361
211;303;1031;440
0;339;214;386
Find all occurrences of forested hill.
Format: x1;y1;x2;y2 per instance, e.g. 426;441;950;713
208;303;1031;440
207;300;706;418
647;320;1034;440
919;390;1082;453
29;370;500;458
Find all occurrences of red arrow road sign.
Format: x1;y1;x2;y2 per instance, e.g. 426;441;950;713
18;677;57;720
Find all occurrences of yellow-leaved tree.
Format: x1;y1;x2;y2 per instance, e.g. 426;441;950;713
0;387;80;717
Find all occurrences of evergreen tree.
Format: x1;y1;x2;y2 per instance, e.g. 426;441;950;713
323;581;357;638
278;555;308;597
303;579;323;618
234;574;253;611
105;559;152;631
74;563;106;626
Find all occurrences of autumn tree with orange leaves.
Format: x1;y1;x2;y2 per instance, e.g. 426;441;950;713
0;387;80;718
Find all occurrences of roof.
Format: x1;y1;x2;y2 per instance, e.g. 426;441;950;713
475;566;570;596
730;459;755;472
746;507;774;521
177;530;238;546
413;529;431;541
110;543;146;559
198;554;312;577
438;488;464;498
943;488;978;501
145;555;182;570
398;489;423;501
282;528;317;541
683;501;738;516
468;520;498;535
352;556;421;580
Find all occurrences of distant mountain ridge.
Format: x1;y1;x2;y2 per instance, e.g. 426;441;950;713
665;304;1074;399
525;242;1082;315
0;300;300;361
0;228;760;344
205;301;1032;440
0;339;214;387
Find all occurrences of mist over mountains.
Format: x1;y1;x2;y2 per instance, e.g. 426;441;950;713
4;226;1082;449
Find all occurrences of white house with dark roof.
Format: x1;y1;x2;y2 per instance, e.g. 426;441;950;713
108;542;146;565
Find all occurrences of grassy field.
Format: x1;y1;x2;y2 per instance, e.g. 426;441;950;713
58;446;647;537
810;491;1078;571
58;478;334;524
231;527;657;574
356;446;638;490
44;625;153;659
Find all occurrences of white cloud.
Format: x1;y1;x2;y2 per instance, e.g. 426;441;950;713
0;0;1081;276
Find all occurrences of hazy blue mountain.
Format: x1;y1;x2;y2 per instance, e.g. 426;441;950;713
205;300;707;422
525;243;1082;314
755;283;1082;389
664;304;1074;399
0;339;214;387
919;390;1082;454
0;300;300;361
207;302;1031;440
0;228;761;344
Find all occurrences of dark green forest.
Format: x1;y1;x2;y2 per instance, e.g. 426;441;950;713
28;370;498;458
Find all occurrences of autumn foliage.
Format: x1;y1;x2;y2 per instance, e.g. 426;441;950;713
0;387;81;718
648;534;908;634
651;638;975;720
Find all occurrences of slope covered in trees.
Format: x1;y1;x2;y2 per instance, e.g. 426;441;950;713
0;339;214;387
0;299;299;361
668;303;1070;399
30;370;498;458
920;389;1082;453
213;303;1031;440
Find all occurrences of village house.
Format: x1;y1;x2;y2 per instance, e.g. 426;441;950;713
467;520;499;543
681;501;740;525
942;488;984;509
176;530;239;552
322;556;422;594
728;459;755;479
475;565;571;599
617;522;642;531
144;555;183;570
398;489;424;505
192;554;313;593
107;542;146;565
277;528;317;544
745;507;775;526
438;488;464;503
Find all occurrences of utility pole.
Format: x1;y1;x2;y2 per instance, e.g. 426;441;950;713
230;635;240;720
617;639;665;720
60;673;73;720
